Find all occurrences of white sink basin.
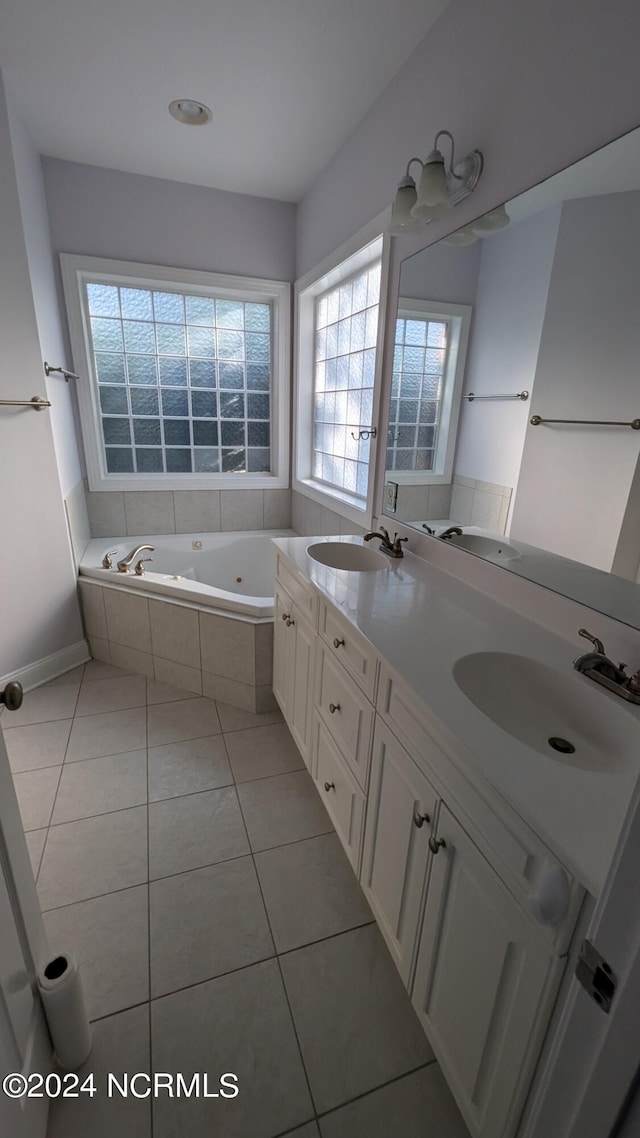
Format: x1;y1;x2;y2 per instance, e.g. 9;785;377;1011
306;541;389;572
453;651;634;771
447;533;520;561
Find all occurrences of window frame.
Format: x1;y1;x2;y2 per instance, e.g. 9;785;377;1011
388;298;471;485
60;254;291;491
293;214;390;528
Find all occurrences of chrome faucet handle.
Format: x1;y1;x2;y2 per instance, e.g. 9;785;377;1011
378;525;390;544
102;550;117;569
578;628;606;656
392;534;408;550
422;524;435;535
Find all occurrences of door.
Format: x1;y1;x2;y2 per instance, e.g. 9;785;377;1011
290;613;314;767
273;585;295;719
0;698;52;1138
412;804;563;1138
360;720;438;984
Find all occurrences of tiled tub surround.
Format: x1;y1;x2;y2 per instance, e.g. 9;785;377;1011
79;578;276;712
388;476;512;534
2;663;469;1137
81;485;292;539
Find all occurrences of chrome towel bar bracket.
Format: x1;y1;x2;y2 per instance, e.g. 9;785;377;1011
44;362;79;381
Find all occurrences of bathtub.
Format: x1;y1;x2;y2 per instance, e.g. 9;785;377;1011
79;529;295;618
78;530;295;710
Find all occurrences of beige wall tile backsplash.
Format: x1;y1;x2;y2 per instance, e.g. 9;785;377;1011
79;485;292;538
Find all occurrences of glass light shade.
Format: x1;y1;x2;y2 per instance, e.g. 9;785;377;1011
411;153;452;221
390;179;421;233
471;204;510;234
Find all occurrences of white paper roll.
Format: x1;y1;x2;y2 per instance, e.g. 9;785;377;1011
38;952;92;1071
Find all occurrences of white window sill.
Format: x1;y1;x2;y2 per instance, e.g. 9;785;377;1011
293;477;369;528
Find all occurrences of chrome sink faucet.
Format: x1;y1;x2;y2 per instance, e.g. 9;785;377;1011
117;544;155;573
573;628;640;705
363;526;408;559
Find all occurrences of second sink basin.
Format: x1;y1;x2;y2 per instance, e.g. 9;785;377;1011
447;533;520;561
306;541;389;572
453;651;633;771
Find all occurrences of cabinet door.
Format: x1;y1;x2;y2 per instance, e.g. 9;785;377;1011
360;720;438;985
412;804;564;1138
273;584;294;718
290;609;315;768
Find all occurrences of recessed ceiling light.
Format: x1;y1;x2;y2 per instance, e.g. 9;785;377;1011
168;99;212;126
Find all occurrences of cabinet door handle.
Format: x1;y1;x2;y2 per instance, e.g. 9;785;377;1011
329;702;340;714
413;810;431;828
285;617;295;627
333;638;345;648
429;836;446;854
281;612;291;622
324;781;335;792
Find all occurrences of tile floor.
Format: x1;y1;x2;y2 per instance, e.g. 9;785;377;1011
2;660;469;1138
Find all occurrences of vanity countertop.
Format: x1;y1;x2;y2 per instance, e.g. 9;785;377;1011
274;534;640;896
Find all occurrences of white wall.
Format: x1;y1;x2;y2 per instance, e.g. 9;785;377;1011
43;158;297;282
511;191;640;570
7;103;84;497
453;206;561;489
398;240;480;305
296;0;640;278
0;71;84;677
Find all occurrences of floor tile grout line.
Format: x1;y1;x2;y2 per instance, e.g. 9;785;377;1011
37;672;86;881
234;778;319;1120
314;1058;438;1122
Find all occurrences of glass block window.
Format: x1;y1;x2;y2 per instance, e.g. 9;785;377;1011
386;315;449;472
311;261;381;499
86;282;272;476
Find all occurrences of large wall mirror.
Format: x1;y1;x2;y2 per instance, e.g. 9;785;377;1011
382;127;640;629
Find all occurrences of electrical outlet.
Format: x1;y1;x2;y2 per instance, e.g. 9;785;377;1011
384;481;398;513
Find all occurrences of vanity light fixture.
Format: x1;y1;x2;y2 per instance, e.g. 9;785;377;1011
390;129;483;235
443;204;511;246
168;99;213;126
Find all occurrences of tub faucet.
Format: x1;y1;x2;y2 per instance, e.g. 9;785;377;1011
573;628;640;704
117;544;155;573
363;526;408;558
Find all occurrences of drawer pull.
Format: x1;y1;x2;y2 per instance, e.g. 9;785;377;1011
324;781;335;792
413;810;431;828
333;637;345;648
285;617;295;627
329;702;340;714
429;836;446;854
281;612;291;622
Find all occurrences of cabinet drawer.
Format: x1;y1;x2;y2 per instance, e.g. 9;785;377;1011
314;643;374;790
319;600;379;700
312;715;366;872
276;554;317;626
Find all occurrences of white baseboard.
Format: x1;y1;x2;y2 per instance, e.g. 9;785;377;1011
0;640;90;694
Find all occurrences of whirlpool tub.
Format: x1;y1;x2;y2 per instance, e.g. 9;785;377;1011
78;529;295;710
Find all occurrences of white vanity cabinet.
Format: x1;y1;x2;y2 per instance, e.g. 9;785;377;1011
412;804;564;1138
273;577;316;767
272;548;583;1138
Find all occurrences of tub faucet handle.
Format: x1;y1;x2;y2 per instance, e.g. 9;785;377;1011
134;557;153;576
102;550;117;569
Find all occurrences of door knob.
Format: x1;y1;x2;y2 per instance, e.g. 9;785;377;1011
1;681;23;711
429;836;446;854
